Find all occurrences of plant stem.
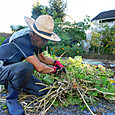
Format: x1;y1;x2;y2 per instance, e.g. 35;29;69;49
77;88;96;115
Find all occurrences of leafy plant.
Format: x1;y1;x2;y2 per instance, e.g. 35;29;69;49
90;22;115;54
0;36;6;45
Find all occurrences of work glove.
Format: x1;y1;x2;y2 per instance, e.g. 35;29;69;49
53;61;66;74
50;67;63;75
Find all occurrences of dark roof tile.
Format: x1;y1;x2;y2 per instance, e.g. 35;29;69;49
91;9;115;21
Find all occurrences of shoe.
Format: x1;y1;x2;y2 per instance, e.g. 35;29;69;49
6;85;25;115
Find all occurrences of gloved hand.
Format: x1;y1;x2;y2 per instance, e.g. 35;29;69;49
50;67;63;75
53;61;66;74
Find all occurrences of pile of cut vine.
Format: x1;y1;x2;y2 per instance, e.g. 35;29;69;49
19;51;115;115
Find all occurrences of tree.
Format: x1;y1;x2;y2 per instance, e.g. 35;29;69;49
31;1;49;19
48;0;67;21
31;0;67;21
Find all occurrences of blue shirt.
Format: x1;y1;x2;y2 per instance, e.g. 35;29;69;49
0;34;41;65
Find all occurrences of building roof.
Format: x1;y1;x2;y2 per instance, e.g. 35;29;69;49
91;9;115;21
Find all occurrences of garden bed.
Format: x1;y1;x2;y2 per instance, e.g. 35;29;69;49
0;52;115;115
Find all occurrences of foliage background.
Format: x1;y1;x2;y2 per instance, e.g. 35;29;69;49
1;0;114;57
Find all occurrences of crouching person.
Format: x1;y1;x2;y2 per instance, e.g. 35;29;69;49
0;15;66;115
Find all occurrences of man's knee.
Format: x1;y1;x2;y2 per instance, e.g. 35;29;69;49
19;62;34;76
23;62;34;73
9;62;34;89
10;62;34;75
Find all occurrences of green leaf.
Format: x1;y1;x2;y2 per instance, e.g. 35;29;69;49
3;105;7;109
100;76;108;87
63;102;69;107
95;80;101;85
87;91;93;96
52;55;56;58
92;91;98;96
100;76;107;82
101;87;108;92
77;74;85;79
80;105;87;111
71;98;77;105
53;100;58;107
43;76;54;85
108;85;115;93
74;98;82;105
95;85;101;90
105;95;115;100
106;81;111;86
67;94;72;104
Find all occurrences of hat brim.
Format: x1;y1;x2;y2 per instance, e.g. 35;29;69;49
24;16;61;41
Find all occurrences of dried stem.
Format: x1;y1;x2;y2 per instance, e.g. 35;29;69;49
39;86;59;92
77;88;96;115
88;88;115;95
45;97;57;113
35;83;49;87
59;51;66;59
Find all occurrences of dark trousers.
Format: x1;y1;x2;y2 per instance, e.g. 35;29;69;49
0;62;48;96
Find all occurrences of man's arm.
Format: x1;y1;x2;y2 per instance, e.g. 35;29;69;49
38;53;66;74
26;55;54;74
38;52;55;65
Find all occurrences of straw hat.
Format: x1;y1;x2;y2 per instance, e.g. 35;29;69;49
24;15;61;41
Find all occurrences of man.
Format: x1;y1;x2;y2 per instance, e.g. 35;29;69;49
0;15;66;115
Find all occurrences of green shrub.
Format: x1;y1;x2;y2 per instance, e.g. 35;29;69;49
48;43;84;57
90;22;115;54
0;36;6;45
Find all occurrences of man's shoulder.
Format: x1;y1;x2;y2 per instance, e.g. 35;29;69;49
15;34;30;44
